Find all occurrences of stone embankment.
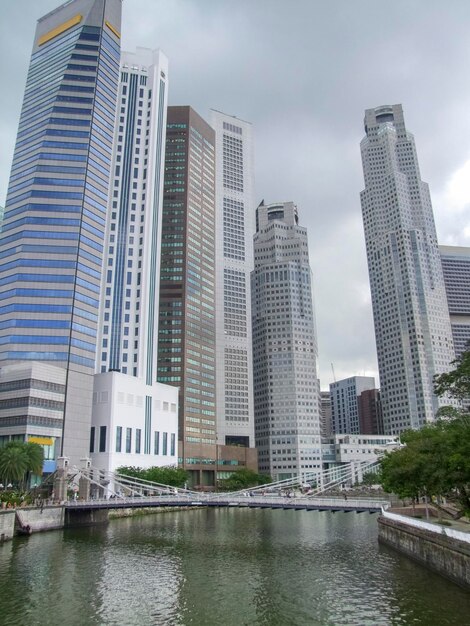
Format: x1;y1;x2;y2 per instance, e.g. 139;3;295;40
378;509;470;589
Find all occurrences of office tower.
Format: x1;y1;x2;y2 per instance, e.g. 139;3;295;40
0;0;121;466
0;206;4;232
360;105;456;434
319;390;332;438
358;388;383;435
440;245;470;358
252;201;321;481
209;110;255;449
330;376;375;434
91;48;178;472
158;106;217;488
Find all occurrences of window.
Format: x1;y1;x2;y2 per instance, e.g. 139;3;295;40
154;431;160;455
163;432;168;455
126;427;132;453
89;426;95;453
99;426;106;453
116;426;122;452
170;433;176;456
136;428;141;454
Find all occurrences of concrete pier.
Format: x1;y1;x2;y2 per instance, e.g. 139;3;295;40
0;510;16;542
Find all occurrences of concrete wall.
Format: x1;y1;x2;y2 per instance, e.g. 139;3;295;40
378;515;470;589
0;510;16;542
15;506;64;534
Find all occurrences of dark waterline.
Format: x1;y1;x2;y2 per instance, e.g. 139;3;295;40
0;509;469;626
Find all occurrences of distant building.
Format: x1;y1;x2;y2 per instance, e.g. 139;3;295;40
252;201;321;481
358;388;383;435
320;390;332;437
330;376;376;434
321;434;399;484
360;104;456;434
440;245;470;358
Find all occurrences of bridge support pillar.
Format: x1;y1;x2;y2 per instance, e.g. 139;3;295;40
53;457;69;503
78;458;91;501
65;508;109;528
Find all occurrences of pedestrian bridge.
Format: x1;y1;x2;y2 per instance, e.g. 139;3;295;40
61;457;390;515
65;493;388;514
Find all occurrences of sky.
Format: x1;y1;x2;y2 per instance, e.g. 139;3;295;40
2;0;470;389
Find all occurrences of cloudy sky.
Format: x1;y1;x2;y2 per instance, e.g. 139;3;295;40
2;0;470;389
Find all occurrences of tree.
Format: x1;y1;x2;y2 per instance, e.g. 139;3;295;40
117;465;189;488
0;441;44;489
434;349;470;401
218;469;272;491
0;443;28;486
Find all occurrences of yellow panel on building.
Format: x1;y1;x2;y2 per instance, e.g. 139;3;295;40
38;14;82;47
28;436;54;446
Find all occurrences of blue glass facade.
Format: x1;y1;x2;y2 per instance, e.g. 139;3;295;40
0;0;121;463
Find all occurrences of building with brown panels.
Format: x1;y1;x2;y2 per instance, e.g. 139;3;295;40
158;106;218;488
358;388;384;435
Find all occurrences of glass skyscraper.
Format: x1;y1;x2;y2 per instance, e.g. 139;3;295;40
0;0;121;464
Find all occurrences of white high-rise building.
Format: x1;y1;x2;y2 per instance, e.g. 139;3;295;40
209;110;255;448
91;48;178;472
360;104;456;434
252;201;321;481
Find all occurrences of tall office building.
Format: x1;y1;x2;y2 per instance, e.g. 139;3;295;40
358;388;383;435
360;104;456;434
209;110;255;449
440;245;470;358
319;390;332;438
91;48;178;472
252;201;322;481
158;106;217;487
0;0;121;465
330;376;375;434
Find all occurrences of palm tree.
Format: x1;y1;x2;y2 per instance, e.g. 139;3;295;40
0;443;28;486
0;441;44;489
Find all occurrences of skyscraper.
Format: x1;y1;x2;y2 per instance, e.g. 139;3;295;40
252;201;322;481
90;48;178;472
97;48;168;383
0;0;121;465
440;245;470;358
209;110;255;449
158;106;217;488
360;104;456;434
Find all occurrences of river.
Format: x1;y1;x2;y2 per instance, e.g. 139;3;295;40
0;508;469;625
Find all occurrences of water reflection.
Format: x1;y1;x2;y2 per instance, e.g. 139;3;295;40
0;509;469;626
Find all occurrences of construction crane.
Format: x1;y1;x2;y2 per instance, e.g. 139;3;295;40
331;363;336;383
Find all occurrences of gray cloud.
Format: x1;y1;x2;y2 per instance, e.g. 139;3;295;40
2;0;470;389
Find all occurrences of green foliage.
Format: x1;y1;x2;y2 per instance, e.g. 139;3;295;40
218;468;272;491
434;349;470;401
117;465;189;488
379;416;470;514
0;442;43;488
361;471;380;486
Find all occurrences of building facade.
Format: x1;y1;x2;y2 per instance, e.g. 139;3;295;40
330;376;376;434
440;245;470;358
360;105;456;434
252;201;321;481
320;390;332;438
358;388;383;435
0;0;121;466
158;106;217;488
209;110;255;449
91;48;178;472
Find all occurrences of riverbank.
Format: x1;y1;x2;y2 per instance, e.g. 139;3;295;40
378;508;470;589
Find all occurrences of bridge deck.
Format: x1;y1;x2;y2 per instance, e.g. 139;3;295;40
65;495;388;514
